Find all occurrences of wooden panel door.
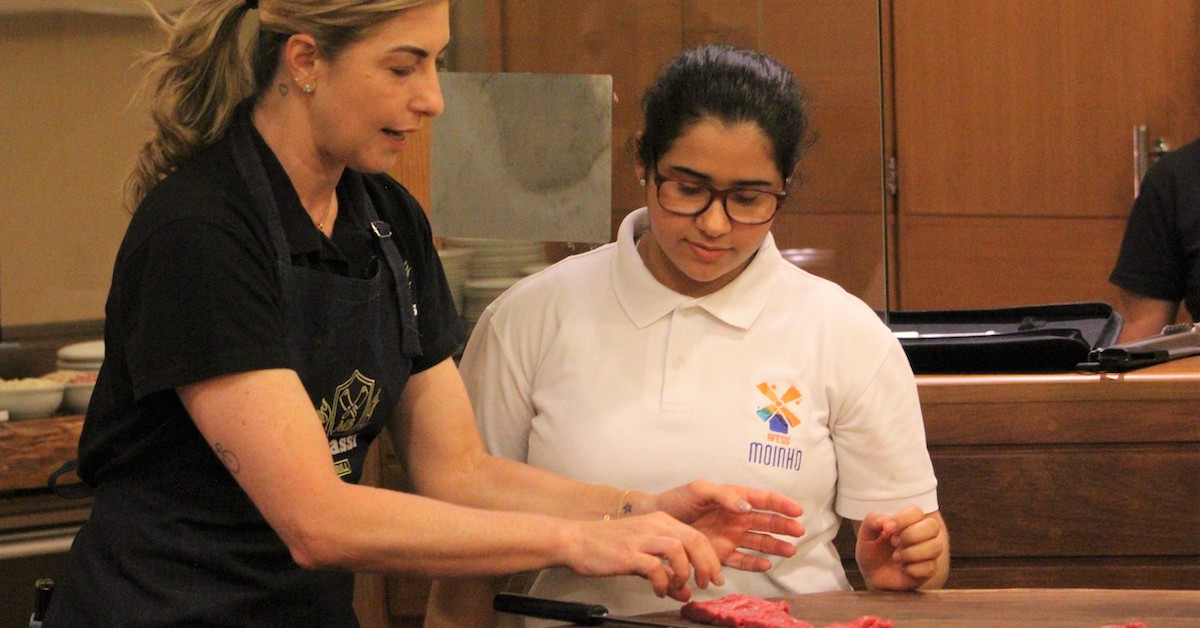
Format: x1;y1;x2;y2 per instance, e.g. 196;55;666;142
891;0;1200;310
763;0;888;304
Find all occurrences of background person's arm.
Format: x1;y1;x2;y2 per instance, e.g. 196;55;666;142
1114;288;1181;343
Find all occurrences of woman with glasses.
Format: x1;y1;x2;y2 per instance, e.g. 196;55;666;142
429;44;949;626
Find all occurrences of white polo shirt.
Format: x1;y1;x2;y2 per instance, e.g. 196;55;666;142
460;208;937;622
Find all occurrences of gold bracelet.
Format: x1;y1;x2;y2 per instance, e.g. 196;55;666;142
603;488;634;521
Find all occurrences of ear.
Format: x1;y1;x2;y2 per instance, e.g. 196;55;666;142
281;33;322;85
633;131;647;182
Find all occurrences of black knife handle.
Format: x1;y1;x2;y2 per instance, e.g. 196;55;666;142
32;578;55;621
493;592;608;625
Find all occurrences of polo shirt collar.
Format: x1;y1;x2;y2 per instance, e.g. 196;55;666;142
249;119;365;273
613;207;780;330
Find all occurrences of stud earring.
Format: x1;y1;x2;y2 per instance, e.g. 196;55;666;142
639;178;646;185
293;76;315;94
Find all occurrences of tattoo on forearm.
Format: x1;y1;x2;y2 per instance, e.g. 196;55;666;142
213;442;241;474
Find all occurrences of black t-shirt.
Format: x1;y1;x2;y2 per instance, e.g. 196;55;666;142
51;115;464;627
78;123;463;484
1110;137;1200;322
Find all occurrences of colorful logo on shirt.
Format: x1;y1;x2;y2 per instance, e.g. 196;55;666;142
747;382;804;472
755;382;802;434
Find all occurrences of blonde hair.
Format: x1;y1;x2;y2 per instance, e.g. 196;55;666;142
126;0;440;211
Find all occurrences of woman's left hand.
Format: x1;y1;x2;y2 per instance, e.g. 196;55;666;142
646;479;805;573
853;507;949;591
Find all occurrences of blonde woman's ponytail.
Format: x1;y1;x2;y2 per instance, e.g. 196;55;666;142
125;0;257;211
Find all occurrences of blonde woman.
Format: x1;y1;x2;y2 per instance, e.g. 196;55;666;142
43;3;803;626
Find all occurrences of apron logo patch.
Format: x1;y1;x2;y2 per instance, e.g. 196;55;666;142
318;369;382;437
404;260;419;318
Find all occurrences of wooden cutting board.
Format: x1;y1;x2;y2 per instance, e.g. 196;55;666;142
0;415;83;494
635;589;1200;627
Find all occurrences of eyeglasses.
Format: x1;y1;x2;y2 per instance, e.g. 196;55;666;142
652;171;786;225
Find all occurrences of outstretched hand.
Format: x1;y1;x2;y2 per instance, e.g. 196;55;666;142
649;479;805;573
854;506;949;591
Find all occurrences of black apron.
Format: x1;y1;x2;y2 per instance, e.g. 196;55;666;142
231;108;422;481
45;110;422;627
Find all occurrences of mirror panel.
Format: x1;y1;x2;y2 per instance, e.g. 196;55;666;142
431;72;613;243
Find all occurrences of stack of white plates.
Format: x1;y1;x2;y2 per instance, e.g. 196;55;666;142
437;247;472;312
461;277;521;334
441;237;546;280
57;340;104;372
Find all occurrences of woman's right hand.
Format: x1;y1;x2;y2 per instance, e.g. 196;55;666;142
423;512;721;627
563;510;723;601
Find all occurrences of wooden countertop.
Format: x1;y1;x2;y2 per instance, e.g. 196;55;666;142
915;355;1200;447
631;589;1200;627
916;354;1200;403
3;356;1198;495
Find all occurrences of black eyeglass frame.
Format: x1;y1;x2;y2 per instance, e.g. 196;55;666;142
651;171;787;226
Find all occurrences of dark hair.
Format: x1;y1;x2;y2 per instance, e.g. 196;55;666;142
636;44;812;186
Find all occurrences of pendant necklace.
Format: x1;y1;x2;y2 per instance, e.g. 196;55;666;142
313;193;336;231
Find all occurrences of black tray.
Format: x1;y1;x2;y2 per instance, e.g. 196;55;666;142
887;302;1123;374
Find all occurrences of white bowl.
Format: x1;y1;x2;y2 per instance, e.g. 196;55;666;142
0;379;66;420
57;359;103;371
57;340;104;363
64;381;96;414
41;371;98;415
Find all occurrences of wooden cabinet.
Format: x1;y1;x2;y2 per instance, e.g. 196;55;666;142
891;0;1200;310
920;360;1200;589
836;357;1200;590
